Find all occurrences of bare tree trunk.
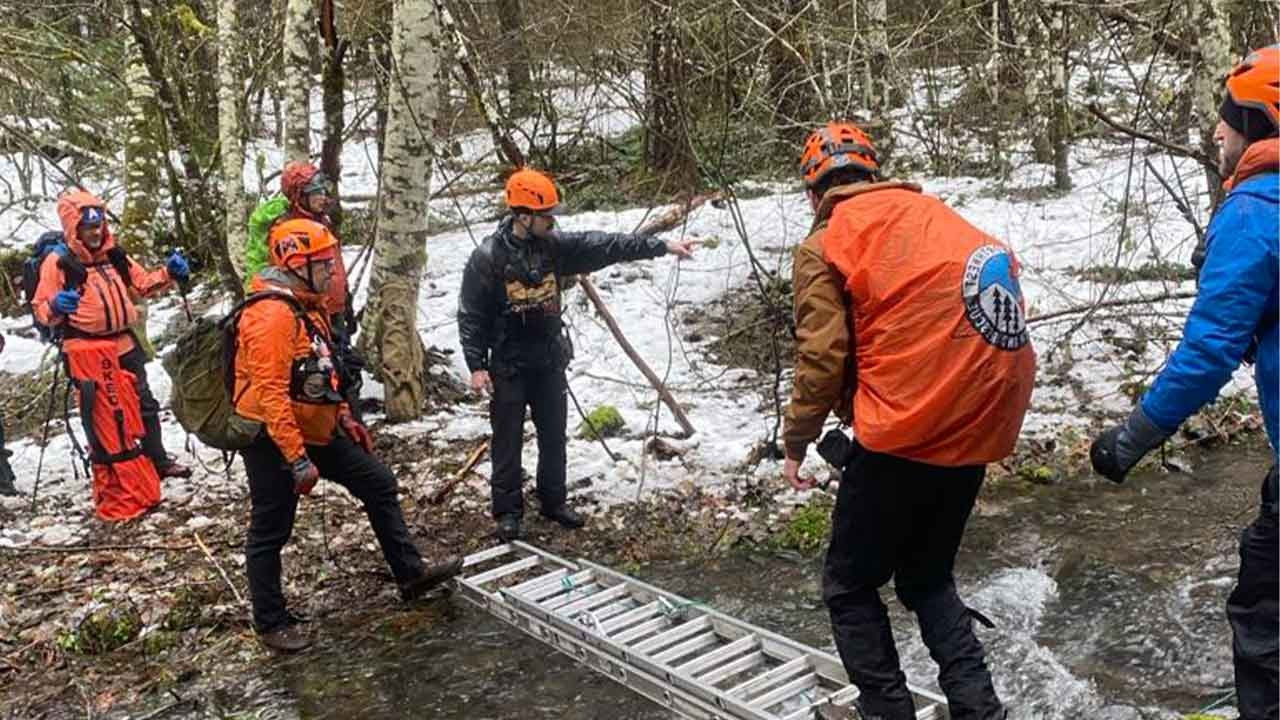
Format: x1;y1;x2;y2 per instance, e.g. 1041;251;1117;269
362;0;440;422
1020;0;1053;163
282;0;315;164
1048;1;1071;190
645;0;697;185
862;0;895;159
766;0;818;143
1190;0;1231;208
320;0;347;231
218;0;247;282
120;34;160;256
128;0;241;297
121;32;162;358
495;0;534;116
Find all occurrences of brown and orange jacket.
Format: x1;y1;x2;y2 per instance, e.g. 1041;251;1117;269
783;181;1037;466
32;191;174;355
232;270;346;463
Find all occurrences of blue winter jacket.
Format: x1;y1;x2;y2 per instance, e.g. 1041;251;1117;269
1141;162;1279;454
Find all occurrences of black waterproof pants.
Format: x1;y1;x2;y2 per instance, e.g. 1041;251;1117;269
119;347;168;469
822;443;1003;720
489;366;568;519
1229;465;1279;720
240;434;426;632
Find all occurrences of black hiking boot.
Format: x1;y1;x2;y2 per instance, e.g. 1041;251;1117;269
400;555;463;601
259;624;312;653
495;514;523;542
155;459;193;479
541;504;584;529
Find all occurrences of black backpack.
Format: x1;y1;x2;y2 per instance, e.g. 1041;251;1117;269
22;232;134;342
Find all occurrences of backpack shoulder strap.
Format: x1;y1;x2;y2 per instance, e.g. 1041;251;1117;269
56;252;87;292
105;247;133;289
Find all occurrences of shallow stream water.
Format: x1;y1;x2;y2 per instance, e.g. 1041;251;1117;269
158;444;1272;719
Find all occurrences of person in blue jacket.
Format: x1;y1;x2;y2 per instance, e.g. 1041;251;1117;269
1091;45;1279;720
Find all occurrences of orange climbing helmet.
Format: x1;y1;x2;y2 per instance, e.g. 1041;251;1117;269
799;121;880;188
1222;45;1280;141
268;218;339;269
505;168;562;213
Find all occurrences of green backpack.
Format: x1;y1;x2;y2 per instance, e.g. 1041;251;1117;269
164;292;311;450
244;195;290;291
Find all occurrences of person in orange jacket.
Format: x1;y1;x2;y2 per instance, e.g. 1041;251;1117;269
782;122;1035;719
32;190;192;479
234;217;461;653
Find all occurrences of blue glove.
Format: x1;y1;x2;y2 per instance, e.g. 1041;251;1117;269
51;289;81;316
166;250;191;283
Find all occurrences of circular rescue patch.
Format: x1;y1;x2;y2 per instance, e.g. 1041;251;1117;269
962;244;1029;350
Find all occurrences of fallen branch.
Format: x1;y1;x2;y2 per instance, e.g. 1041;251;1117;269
580;278;696;437
0;543;195;553
427;440;488;505
1028;291;1197;325
193;531;244;606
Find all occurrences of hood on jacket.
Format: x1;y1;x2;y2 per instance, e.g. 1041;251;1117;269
251;266;329;309
281;161;326;220
811;181;922;230
1227;137;1280;192
56;190;116;263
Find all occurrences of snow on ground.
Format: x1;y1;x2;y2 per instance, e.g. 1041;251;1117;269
0;70;1259;547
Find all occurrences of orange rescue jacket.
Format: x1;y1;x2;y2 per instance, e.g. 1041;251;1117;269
805;182;1036;466
232;270;345;462
32;191;173;355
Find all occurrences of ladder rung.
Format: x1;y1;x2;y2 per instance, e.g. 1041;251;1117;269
601;601;660;634
592;598;636;623
557;583;631;618
462;544;514;568
697;650;766;686
542;583;601;611
748;672;818;710
651;631;720;665
632;616;712;655
676;635;757;675
524;570;593;602
613;616;671;645
466;555;541;586
917;702;945;719
507;567;569;597
728;656;809;698
781;683;859;720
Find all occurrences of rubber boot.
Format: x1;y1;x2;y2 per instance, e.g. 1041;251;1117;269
912;584;1004;720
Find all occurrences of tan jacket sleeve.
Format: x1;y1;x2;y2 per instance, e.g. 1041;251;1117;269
783;231;854;461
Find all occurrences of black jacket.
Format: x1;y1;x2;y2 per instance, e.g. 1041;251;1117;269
458;217;667;374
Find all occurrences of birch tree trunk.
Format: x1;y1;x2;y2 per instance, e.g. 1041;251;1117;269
282;0;316;164
361;0;440;422
1190;0;1232;208
120;34;160;256
862;0;895;159
1047;2;1071;190
219;0;247;281
121;32;161;357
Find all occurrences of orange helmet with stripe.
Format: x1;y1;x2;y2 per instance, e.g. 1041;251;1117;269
268;218;338;269
799;122;880;188
1223;45;1280;141
505;168;561;212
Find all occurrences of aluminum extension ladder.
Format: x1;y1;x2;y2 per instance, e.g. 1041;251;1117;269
455;541;949;720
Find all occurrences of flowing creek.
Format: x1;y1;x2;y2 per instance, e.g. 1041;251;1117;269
162;444;1272;719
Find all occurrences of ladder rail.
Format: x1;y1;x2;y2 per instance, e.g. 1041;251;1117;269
454;543;951;720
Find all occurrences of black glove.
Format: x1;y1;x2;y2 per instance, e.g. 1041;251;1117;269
1090;406;1172;483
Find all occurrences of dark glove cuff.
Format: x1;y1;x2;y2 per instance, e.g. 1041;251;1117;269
1122;406;1173;456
